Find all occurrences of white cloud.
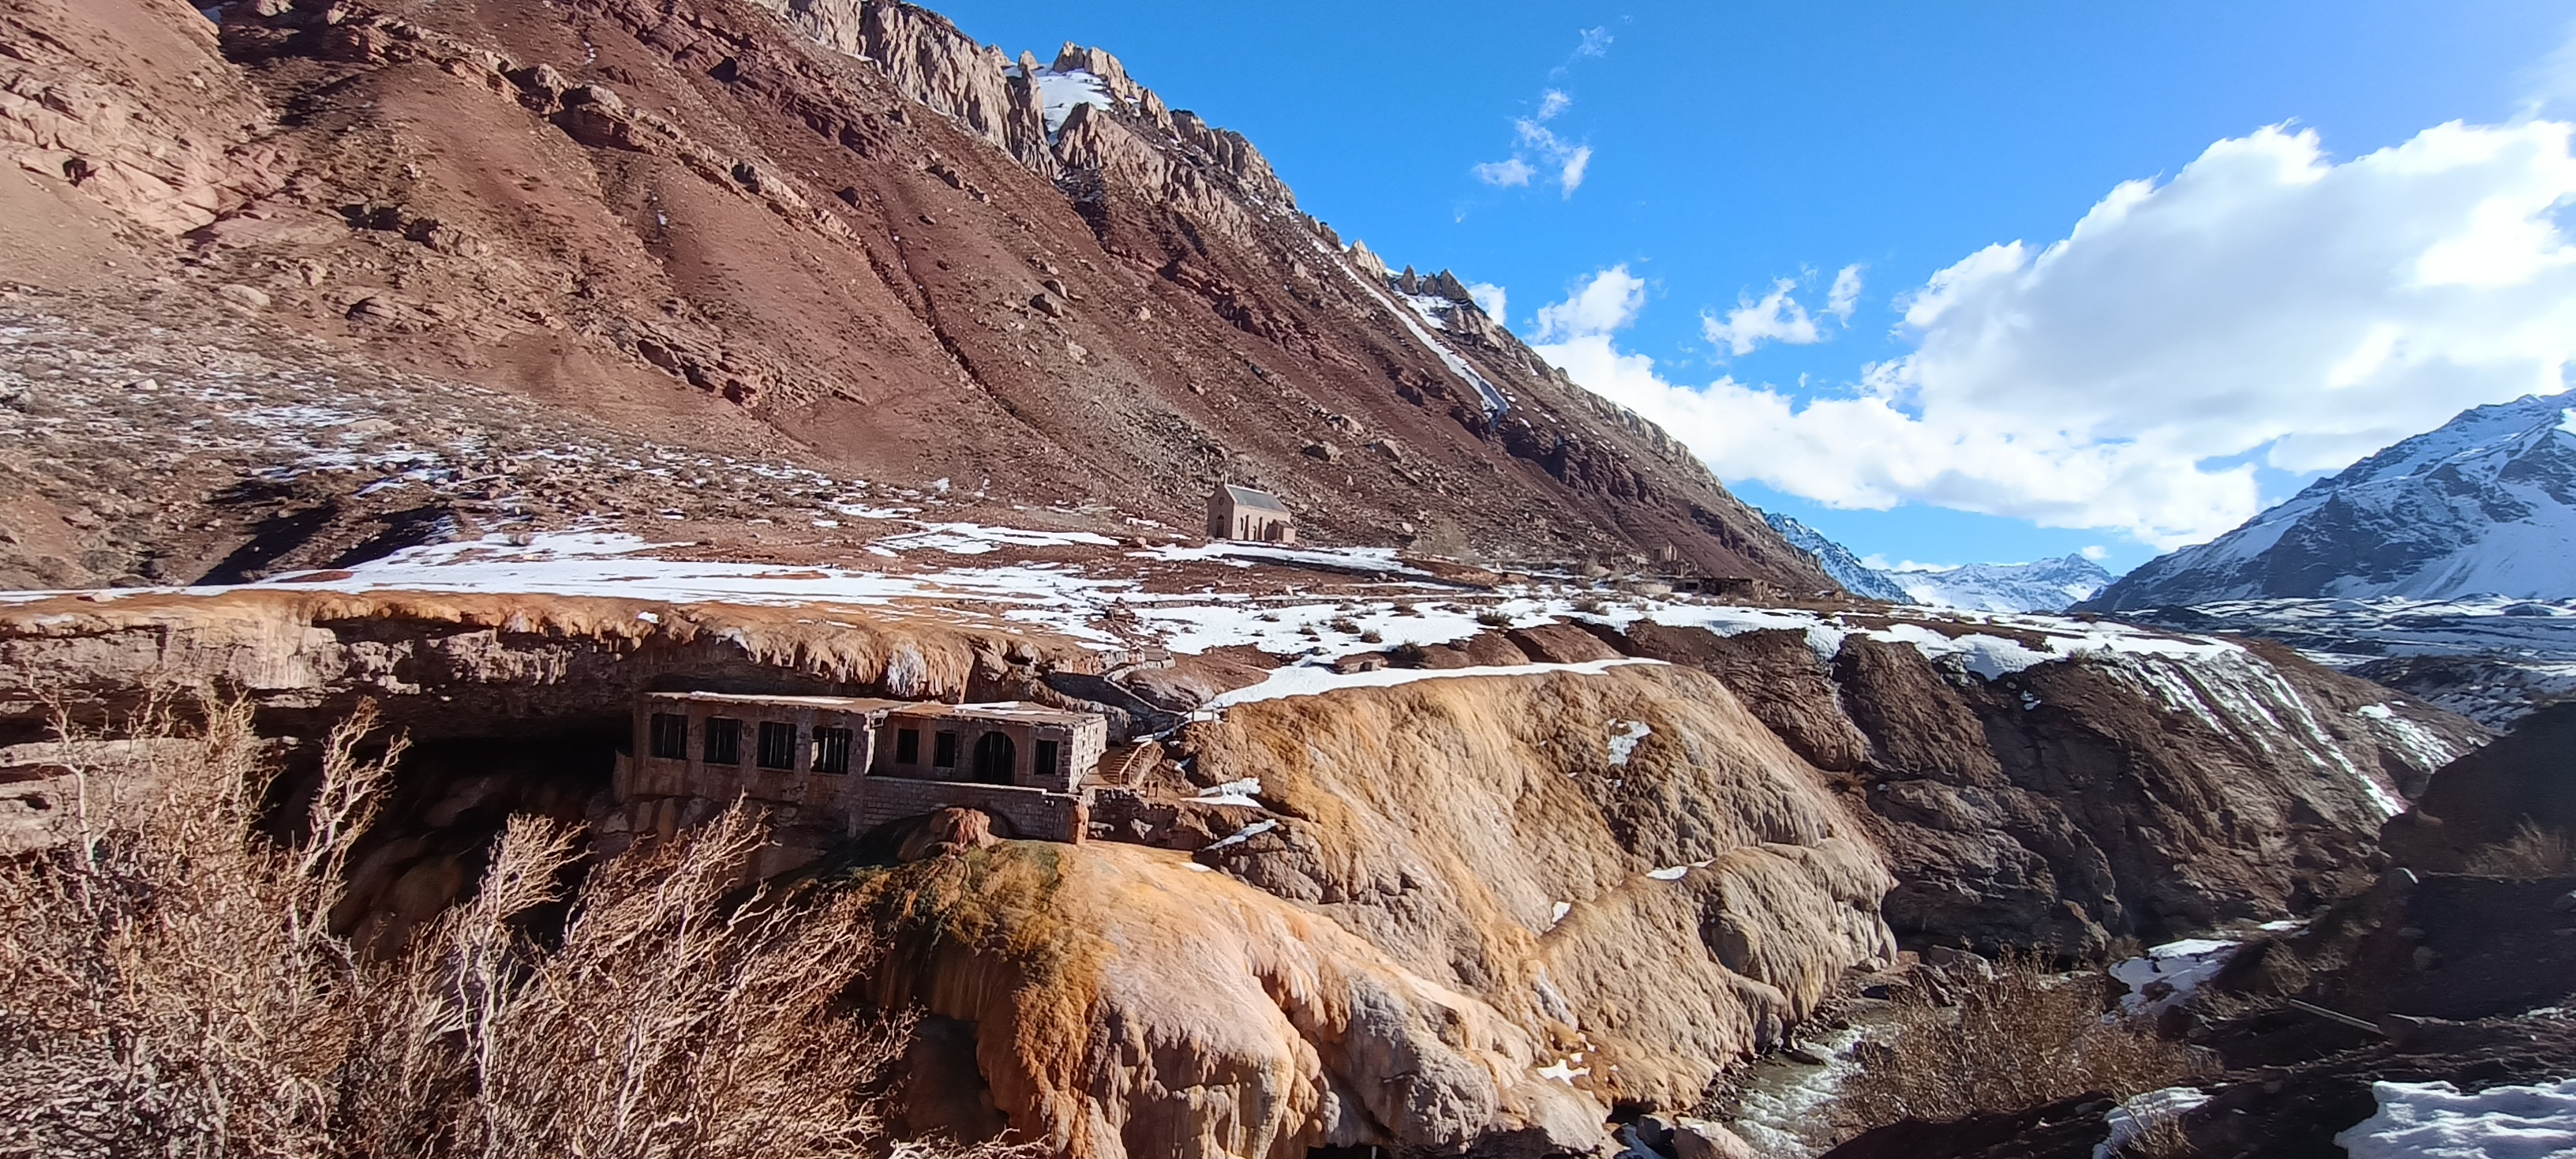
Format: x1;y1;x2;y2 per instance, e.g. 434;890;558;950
1576;27;1612;58
1703;279;1822;355
2080;545;2111;561
1478;88;1595;198
1534;264;1645;340
1826;264;1863;321
1532;118;2576;549
1467;281;1507;324
1559;145;1593;197
1473;158;1535;187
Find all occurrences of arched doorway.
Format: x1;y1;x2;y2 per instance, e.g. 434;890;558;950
972;732;1016;785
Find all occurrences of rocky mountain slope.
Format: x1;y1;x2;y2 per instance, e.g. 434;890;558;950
0;0;2526;1153
2089;393;2576;610
1762;514;1910;602
1763;514;2113;612
0;0;1830;589
2126;595;2576;729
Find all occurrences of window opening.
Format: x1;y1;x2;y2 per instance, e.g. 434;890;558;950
704;717;742;765
972;732;1016;785
650;713;688;760
813;727;853;775
756;721;797;771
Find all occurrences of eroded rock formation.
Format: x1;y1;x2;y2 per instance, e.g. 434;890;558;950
1604;623;2485;953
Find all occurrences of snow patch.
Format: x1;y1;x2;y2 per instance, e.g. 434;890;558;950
1606;720;1651;766
2095;1087;2211;1159
1202;819;1279;852
1028;69;1117;137
1201;658;1664;711
2111;938;2240;1015
1193;778;1264;808
2334;1078;2576;1158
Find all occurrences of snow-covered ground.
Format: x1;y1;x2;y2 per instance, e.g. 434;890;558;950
2334;1078;2576;1158
1201;658;1661;710
2124;595;2576;727
1;527;2473;772
2164;595;2576;667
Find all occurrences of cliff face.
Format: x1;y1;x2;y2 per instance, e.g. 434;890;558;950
1605;621;2486;954
1178;666;1895;1111
0;0;1831;588
0;585;2497;1155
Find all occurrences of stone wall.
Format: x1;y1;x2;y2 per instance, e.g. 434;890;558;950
852;775;1086;842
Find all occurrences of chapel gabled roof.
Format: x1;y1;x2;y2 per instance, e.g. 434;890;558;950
1222;485;1290;513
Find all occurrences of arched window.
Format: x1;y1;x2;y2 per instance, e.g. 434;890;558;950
972;732;1017;785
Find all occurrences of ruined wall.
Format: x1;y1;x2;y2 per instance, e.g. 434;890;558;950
850;775;1084;841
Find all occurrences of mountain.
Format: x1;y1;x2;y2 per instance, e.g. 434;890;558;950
1762;514;2113;612
0;0;1831;591
1889;555;2116;613
2088;394;2576;610
1762;513;1911;602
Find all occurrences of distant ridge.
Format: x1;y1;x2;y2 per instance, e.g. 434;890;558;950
2088;394;2576;610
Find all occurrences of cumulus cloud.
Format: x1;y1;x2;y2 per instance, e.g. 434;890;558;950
1703;279;1822;354
1699;264;1864;355
1466;281;1508;324
1536;89;1571;121
1533;264;1646;340
1532;118;2576;549
1473;158;1534;187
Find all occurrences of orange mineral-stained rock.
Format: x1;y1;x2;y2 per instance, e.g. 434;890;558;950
1179;663;1896;1110
856;841;1610;1159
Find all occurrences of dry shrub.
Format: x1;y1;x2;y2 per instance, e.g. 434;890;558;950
0;695;949;1159
1816;951;2203;1150
2466;820;2574;878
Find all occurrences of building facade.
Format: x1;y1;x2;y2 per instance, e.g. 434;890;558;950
1206;484;1295;544
616;692;1106;845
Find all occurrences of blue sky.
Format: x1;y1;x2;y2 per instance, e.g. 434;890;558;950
934;1;2576;574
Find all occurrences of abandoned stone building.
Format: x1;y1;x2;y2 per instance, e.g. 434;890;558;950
1206;484;1295;544
615;691;1108;848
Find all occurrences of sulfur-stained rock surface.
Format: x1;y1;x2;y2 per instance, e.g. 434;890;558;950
855;842;1609;1159
1179;665;1894;1110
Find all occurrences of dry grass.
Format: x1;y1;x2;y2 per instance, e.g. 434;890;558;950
2467;820;2574;878
0;694;955;1159
1814;951;2203;1150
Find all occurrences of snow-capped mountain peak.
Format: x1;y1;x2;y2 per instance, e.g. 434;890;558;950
1762;513;1911;602
2088;393;2576;610
1890;555;2117;613
1762;512;2115;612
